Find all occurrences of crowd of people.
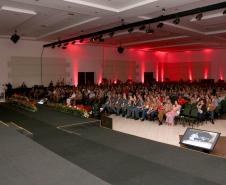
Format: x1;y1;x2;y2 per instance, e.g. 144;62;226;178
4;80;226;126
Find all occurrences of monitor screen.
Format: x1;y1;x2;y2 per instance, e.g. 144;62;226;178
180;128;220;151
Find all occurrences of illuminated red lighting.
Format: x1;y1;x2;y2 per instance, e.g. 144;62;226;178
161;63;164;82
98;74;102;85
114;80;117;84
141;48;151;51
138;50;145;56
185;50;191;54
155;51;167;56
219;72;224;80
188;68;192;81
204;68;208;79
203;49;213;53
155;63;159;82
73;63;78;86
141;62;145;83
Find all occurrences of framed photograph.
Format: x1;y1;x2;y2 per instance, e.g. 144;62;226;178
180;128;220;152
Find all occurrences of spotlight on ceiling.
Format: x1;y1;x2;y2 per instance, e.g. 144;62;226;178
109;31;115;37
71;40;76;44
51;45;55;49
157;22;164;28
90;37;95;42
173;17;180;24
79;38;84;43
117;46;124;54
139;25;146;31
223;9;226;14
145;28;154;34
128;27;134;33
64;42;69;46
196;13;203;21
98;35;104;42
62;46;67;49
10;31;20;44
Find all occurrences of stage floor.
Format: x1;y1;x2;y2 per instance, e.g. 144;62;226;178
1;103;226;185
111;115;226;147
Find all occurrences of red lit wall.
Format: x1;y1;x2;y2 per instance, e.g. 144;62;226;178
142;49;226;82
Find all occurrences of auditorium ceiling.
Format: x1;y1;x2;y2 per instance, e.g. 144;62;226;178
0;0;226;51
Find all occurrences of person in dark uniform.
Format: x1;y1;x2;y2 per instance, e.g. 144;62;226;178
133;94;145;120
126;95;135;118
121;93;129;117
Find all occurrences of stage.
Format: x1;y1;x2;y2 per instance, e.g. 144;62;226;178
1;103;226;185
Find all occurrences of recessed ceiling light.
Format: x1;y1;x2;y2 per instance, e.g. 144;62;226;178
1;6;37;15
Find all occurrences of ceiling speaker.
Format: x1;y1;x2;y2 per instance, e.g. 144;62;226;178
117;46;124;54
10;33;20;44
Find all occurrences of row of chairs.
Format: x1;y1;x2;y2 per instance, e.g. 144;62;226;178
175;99;226;126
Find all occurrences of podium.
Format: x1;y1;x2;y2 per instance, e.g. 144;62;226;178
100;114;112;129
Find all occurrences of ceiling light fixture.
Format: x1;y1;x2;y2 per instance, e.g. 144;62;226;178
98;35;104;42
1;6;37;15
109;32;115;37
139;25;146;31
157;22;164;28
10;30;20;44
90;37;95;42
146;28;154;34
223;9;226;14
43;2;226;48
173;17;180;24
71;40;76;44
145;24;154;34
128;27;134;33
79;38;84;43
195;13;203;21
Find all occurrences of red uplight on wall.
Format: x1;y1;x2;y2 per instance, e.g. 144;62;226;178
155;63;159;82
188;68;192;81
161;63;164;82
219;71;224;81
204;68;208;79
203;48;213;53
98;74;102;85
185;50;191;54
73;63;78;86
141;62;145;83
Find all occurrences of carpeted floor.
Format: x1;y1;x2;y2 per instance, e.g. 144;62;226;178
1;103;226;185
0;124;109;185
